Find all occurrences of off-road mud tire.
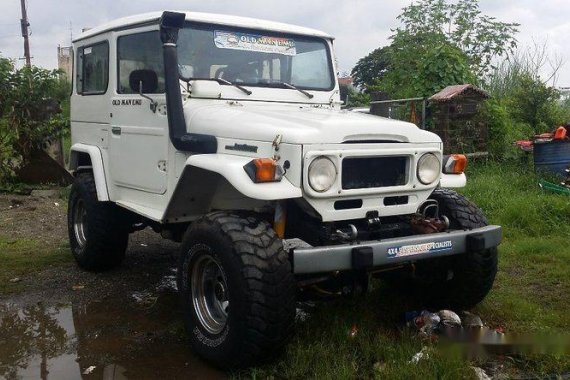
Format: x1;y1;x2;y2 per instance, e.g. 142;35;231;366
67;172;129;271
385;189;498;309
178;212;296;368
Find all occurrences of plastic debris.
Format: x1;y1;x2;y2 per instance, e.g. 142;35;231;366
348;324;358;338
471;366;491;380
461;311;484;328
9;277;21;283
140;243;148;247
409;346;430;364
438;310;461;328
406;310;441;337
72;284;85;290
83;366;96;375
54;202;60;207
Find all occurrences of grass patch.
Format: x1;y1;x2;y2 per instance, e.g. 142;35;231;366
0;237;72;294
238;160;570;379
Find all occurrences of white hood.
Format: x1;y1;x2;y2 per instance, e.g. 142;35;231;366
184;102;441;145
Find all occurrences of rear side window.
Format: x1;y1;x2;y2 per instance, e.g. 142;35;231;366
117;31;164;94
76;42;109;95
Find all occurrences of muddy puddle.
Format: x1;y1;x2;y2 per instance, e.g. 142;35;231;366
0;280;225;379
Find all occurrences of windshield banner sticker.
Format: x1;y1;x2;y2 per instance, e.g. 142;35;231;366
387;240;452;258
214;31;296;56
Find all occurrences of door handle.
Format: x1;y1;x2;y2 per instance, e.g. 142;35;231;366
111;126;121;136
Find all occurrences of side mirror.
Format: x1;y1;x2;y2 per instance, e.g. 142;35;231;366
129;69;158;113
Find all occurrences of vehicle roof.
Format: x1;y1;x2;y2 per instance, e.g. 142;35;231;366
73;11;333;42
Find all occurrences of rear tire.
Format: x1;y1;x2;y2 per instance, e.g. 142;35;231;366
67;172;129;271
178;212;295;368
384;189;498;309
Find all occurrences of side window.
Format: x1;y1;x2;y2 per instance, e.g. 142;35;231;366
76;42;109;95
117;31;164;94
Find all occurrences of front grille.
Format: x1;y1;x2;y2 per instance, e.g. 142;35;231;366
342;156;407;190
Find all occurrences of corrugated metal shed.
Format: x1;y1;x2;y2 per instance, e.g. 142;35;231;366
429;84;489;102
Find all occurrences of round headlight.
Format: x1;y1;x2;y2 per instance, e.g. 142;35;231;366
308;156;337;192
417;153;440;185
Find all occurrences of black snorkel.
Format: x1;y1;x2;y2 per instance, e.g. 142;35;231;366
159;11;217;153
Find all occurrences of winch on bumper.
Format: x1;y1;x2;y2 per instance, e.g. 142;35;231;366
291;225;502;274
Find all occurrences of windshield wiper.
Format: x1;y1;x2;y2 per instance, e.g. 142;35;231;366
275;81;314;99
181;76;252;95
214;77;252;95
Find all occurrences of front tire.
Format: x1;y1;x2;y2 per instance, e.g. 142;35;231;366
67;172;129;271
178;212;295;368
384;189;498;309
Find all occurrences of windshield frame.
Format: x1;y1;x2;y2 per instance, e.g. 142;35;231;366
179;21;337;92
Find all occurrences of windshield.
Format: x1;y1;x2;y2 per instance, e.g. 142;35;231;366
177;23;334;91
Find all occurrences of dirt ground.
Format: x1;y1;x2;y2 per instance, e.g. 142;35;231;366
0;192;225;379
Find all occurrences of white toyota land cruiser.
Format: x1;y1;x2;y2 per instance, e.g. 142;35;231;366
68;11;502;367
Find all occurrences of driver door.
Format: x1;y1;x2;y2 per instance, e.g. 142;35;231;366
108;30;168;195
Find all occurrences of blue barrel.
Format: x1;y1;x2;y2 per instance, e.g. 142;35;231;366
534;141;570;177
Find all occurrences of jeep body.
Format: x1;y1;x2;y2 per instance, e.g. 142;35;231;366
67;11;501;367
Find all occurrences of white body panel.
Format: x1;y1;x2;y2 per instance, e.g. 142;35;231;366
186;154;302;200
70;12;465;225
302;142;442;221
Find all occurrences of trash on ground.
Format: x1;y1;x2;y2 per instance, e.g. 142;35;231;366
438;310;461;328
140;243;148;247
348;324;358;339
131;291;158;308
471;366;491;380
409;346;430;364
83;365;96;375
405;309;481;338
461;311;484;328
9;277;21;283
54;202;60;207
72;284;85;290
539;179;570;196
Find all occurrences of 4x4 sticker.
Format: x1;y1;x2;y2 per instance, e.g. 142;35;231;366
387;240;452;258
214;30;296;56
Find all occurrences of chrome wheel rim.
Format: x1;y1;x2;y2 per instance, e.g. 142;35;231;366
73;199;88;248
191;253;229;334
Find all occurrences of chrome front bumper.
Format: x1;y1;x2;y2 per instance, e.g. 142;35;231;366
292;225;502;274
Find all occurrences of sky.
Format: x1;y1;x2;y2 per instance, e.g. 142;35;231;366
1;0;570;86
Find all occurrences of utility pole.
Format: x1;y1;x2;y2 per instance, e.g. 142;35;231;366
20;0;31;66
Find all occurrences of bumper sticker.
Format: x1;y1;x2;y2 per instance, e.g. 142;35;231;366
387;240;452;258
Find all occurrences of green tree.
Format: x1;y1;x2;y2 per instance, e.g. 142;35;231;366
509;74;564;133
374;34;475;99
396;0;519;75
351;0;519;96
350;46;391;91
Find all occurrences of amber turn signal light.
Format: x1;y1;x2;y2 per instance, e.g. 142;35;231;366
244;158;283;183
443;154;467;174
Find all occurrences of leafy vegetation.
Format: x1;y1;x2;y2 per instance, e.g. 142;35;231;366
350;46;390;91
480;42;570;159
351;0;518;94
394;0;519;76
375;36;475;99
0;56;70;184
350;0;570;158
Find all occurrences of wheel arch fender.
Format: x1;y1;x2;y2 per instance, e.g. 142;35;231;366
185;154;302;201
69;143;109;201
